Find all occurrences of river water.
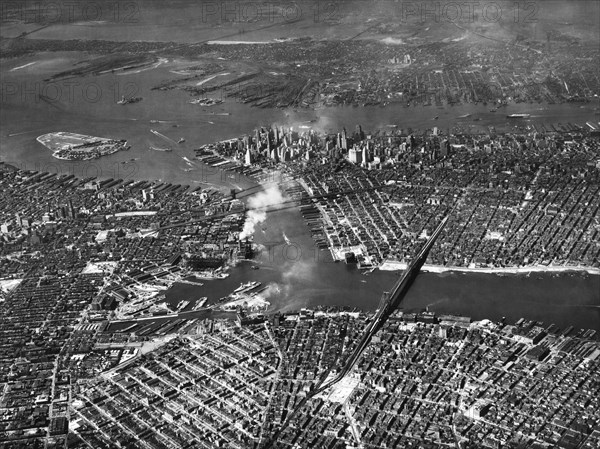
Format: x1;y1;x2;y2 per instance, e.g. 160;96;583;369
2;53;599;330
166;206;600;331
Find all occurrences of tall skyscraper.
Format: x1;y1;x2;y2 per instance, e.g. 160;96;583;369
349;148;363;164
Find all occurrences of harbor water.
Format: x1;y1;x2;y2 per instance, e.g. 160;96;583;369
2;53;599;330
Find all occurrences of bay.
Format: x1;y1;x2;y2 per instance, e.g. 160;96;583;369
2;53;598;330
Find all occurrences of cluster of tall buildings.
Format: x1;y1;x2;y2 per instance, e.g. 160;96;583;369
342;127;451;169
241;125;320;165
234;123;457;172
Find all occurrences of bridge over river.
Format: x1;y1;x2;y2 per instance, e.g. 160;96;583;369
264;215;449;447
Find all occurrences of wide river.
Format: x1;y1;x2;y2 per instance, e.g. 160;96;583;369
2;53;599;330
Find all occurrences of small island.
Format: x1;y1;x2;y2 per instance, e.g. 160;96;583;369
37;131;129;161
189;97;223;106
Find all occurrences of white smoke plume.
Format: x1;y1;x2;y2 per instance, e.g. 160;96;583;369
239;185;287;240
260;282;283;300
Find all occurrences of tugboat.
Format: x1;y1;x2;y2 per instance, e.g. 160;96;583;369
178;137;185;144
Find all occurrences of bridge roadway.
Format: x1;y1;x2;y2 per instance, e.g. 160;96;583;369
263;215;449;447
324;215;449;385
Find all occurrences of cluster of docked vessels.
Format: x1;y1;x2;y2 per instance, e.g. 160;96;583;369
173;296;208;313
194;269;229;280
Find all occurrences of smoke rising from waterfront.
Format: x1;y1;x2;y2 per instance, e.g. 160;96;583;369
260;282;283;301
239;185;287;240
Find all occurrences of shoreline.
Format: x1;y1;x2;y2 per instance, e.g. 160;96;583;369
36;132;129;161
378;260;600;276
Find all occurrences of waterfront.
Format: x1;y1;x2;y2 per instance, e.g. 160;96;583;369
165;262;600;331
2;53;599;331
3;4;600;446
2;52;599;185
164;207;600;331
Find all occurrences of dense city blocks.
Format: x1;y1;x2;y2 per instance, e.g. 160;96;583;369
1;1;599;448
1;118;599;447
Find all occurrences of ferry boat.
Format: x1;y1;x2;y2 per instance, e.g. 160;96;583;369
233;281;261;294
234;282;252;293
176;300;190;312
192;297;208;310
507;113;531;119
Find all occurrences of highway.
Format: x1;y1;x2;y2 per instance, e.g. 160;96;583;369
263;215;449;447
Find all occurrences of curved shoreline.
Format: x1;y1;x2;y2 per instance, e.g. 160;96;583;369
36;132;127;161
379;260;600;276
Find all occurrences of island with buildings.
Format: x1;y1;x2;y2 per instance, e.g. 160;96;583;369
37;132;130;161
2;1;600;447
